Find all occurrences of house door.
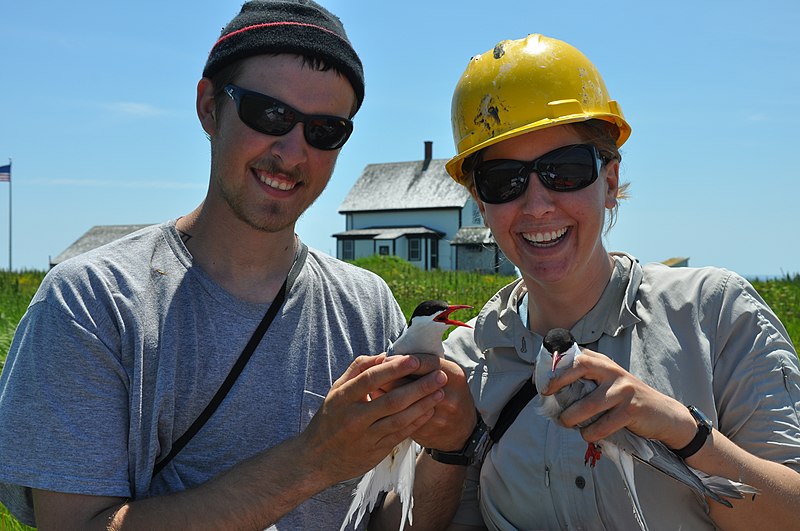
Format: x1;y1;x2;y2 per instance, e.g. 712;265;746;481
430;239;438;269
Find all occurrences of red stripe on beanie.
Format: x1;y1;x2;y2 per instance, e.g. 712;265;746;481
211;21;351;52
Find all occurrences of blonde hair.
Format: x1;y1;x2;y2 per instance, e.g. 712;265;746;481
568;120;629;233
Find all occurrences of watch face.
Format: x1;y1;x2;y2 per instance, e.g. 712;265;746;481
689;405;713;429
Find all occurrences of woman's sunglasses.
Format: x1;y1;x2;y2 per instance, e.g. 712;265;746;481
473;144;610;204
224;84;354;151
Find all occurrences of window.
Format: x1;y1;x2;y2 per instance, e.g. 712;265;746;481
408;238;421;261
379;245;389;256
342;239;354;260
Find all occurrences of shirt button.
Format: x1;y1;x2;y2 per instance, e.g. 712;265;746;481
575;476;586;489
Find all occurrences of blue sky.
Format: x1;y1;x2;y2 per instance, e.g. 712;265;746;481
1;0;798;278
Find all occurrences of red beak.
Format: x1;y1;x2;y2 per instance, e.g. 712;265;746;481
434;304;473;329
551;351;564;373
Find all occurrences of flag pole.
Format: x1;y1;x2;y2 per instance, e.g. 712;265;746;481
0;159;11;270
6;158;10;271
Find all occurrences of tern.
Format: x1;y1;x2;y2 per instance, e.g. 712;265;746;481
533;328;758;531
340;300;471;531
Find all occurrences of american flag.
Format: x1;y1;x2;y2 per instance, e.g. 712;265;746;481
0;163;9;182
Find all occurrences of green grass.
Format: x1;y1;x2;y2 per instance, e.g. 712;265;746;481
0;509;34;530
350;255;517;323
0;270;46;372
1;263;797;369
750;273;800;346
0;271;43;529
0;263;798;527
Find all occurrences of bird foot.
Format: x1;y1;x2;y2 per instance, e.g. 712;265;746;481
584;442;602;467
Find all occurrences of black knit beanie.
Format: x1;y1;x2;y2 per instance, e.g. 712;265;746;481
203;0;365;112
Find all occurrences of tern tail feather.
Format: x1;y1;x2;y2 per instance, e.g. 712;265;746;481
340;439;417;531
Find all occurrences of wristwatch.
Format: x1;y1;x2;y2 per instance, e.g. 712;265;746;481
671;405;713;459
426;412;491;466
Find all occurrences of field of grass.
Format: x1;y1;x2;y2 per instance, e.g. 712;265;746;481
350;255;517;323
0;509;33;531
1;263;798;369
750;273;800;344
0;270;46;372
0;263;798;526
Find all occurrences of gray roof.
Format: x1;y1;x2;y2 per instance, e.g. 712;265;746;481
332;226;444;240
51;224;155;267
450;226;496;245
339;158;470;213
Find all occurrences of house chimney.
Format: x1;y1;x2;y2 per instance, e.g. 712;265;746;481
422;140;433;171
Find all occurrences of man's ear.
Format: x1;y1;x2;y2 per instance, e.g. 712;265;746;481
604;159;620;209
197;78;217;137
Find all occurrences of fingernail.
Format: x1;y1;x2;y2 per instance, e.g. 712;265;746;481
435;371;447;385
434;390;445;401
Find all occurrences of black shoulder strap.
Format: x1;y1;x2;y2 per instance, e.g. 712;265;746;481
487;339;589;445
489;379;537;444
153;243;308;477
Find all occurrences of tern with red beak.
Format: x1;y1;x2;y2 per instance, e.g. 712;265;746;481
534;328;758;531
340;300;471;531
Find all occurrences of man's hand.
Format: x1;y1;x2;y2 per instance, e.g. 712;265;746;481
369;355;477;531
298;354;449;486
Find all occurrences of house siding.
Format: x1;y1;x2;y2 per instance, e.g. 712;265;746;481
336;148;511;273
348;209;461;270
349;209;457;232
355;239;376;258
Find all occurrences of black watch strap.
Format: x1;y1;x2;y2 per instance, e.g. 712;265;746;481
426;412;490;466
671;405;713;459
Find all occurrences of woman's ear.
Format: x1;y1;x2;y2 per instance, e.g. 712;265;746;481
196;78;217;137
604;159;620;209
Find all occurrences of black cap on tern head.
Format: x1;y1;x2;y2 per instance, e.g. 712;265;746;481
410;300;450;321
543;328;576;354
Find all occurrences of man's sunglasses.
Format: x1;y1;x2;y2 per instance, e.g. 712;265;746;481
224;84;354;151
473;144;610;204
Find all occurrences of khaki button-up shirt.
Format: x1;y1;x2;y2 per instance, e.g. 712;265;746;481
446;253;800;530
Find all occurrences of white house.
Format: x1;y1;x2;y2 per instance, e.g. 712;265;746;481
334;141;516;274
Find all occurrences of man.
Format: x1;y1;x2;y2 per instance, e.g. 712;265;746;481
0;2;473;529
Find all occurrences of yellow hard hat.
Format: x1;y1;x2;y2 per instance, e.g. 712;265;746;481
446;34;631;184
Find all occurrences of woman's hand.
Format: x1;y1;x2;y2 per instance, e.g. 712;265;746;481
541;346;697;450
408;354;476;452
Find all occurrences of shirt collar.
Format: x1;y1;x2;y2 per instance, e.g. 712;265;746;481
473;252;643;357
473;278;534;357
568;252;641;344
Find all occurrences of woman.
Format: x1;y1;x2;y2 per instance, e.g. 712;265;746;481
381;34;800;530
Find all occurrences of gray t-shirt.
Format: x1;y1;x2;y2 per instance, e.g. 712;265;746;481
446;252;800;530
0;220;406;529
